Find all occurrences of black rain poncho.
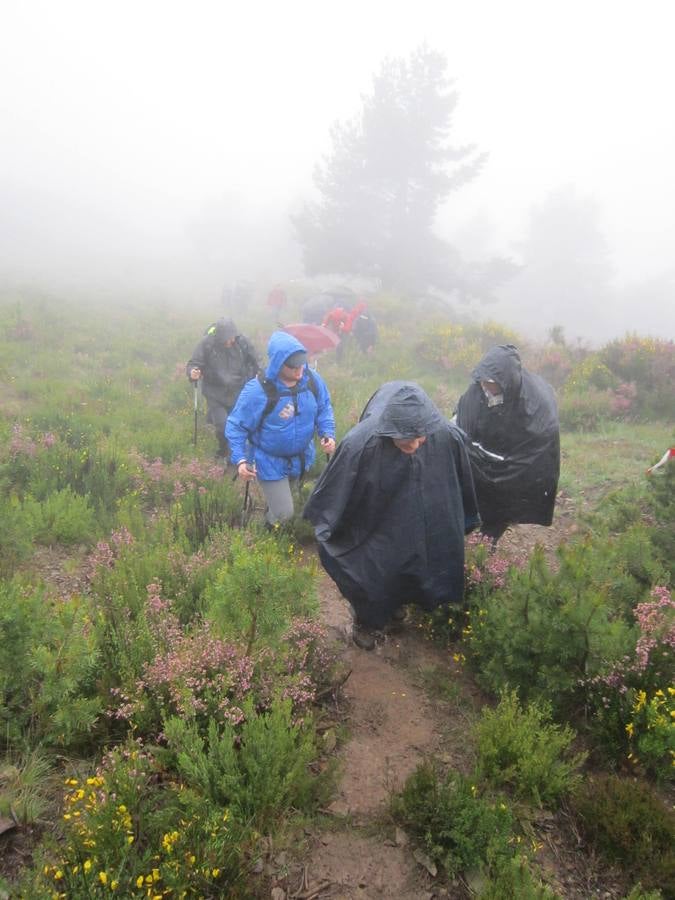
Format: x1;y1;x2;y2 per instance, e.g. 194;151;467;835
455;344;560;531
304;382;479;629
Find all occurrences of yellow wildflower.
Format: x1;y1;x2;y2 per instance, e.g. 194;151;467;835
99;872;108;885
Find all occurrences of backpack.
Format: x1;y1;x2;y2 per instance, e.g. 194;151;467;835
257;369;319;423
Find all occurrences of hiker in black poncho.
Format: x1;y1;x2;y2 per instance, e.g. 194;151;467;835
455;344;560;544
304;382;480;650
186;318;260;459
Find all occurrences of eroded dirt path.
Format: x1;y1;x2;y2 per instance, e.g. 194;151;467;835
265;502;633;900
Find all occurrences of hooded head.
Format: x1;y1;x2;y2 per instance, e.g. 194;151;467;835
266;330;309;380
472;344;522;402
367;382;445;439
212;318;238;343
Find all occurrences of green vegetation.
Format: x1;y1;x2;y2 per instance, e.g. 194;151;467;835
0;291;673;896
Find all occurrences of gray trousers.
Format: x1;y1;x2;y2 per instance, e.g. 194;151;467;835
259;477;297;524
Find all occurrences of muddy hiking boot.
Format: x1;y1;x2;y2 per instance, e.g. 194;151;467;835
352;622;379;651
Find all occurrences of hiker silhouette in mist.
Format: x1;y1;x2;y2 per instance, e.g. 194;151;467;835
226;331;336;525
186;317;260;460
454;344;560;544
304;381;479;650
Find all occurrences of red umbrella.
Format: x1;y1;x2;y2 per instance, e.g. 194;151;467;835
281;323;341;356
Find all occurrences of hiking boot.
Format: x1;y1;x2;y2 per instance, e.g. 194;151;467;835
352;623;378;651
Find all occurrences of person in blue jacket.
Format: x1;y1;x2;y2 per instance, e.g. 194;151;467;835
226;331;337;525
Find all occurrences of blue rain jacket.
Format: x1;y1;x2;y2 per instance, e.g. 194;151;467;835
225;331;336;481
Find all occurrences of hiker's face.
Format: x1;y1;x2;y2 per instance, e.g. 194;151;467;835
223;338;236;348
280;362;303;385
392;436;427;455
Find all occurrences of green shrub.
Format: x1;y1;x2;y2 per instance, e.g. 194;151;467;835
164;697;321;832
23;487;98;545
558;387;609;431
205;533;317;649
391;762;514;879
475;690;585;808
478;855;561;899
0;494;33;576
467;544;636;716
468;527;667;713
646;459;675;575
0;578;51;746
30;738;248;898
172;481;242;550
1;582;102;750
0;748;54;826
569;774;675;896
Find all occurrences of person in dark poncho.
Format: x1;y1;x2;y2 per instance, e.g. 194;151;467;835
187;317;260;459
304;382;480;650
455;344;560;544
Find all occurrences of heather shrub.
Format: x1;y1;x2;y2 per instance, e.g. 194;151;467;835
474;690;585;808
391;761;514;879
526;343;577;388
569;774;675;896
205;533;317;649
599;335;675;420
113;612;256;738
584;585;674;779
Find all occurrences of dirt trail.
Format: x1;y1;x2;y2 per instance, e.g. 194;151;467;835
266;506;631;900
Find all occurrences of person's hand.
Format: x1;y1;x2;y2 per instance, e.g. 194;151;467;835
237;461;257;481
320;436;336;455
189;367;201;381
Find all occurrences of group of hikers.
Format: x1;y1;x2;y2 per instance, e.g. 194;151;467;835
186;314;560;651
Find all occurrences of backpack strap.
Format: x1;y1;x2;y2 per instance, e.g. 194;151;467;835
256;369;320;424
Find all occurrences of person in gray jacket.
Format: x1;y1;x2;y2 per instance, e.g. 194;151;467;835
186;318;260;459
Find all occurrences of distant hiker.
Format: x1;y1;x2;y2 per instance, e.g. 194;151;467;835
322;306;349;336
266;284;287;313
344;301;378;354
304;381;479;650
455;344;560;544
186;318;260;460
226;331;336;525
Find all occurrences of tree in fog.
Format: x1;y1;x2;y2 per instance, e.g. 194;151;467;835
293;46;486;295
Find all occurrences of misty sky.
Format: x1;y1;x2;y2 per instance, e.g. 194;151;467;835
1;0;673;335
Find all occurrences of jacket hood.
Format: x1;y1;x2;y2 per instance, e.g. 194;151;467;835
363;382;445;438
212;318;238;342
471;344;522;399
266;330;308;380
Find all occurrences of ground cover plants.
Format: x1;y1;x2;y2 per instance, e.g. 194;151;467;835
0;290;673;897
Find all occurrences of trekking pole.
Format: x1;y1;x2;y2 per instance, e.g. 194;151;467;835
192;381;200;447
